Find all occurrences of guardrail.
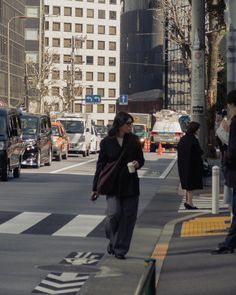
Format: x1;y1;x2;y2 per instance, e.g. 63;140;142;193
134;258;156;295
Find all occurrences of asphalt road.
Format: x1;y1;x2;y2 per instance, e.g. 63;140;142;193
0;152;178;294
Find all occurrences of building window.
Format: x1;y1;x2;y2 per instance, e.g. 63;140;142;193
98;56;105;65
86;104;93;113
52;87;60;96
64;38;71;48
109;57;116;66
52;70;60;80
75;8;83;17
98;0;105;3
63;71;69;80
75;55;83;64
98;10;105;19
64;23;72;32
86;72;93;81
97;120;104;126
53;22;60;31
98;72;105;81
87;24;94;33
86;56;94;65
25;28;38;40
75;71;82;80
45;37;49;46
53;54;60;63
45;21;49;30
109;11;116;20
75;23;83;33
97;88;105;97
109;42;116;50
97;104;104;113
75;104;82;113
108;104;116;113
26;6;39;17
86;87;93;95
52;38;60;47
109;26;116;35
110;0;117;4
108;88;116;97
87;9;94;18
64;7;72;16
75;39;82;49
64;55;71;64
75;86;82;96
26;52;38;63
44;5;49;14
98;41;105;50
87;0;94;2
98;25;105;34
109;73;116;82
53;6;61;15
86;40;94;49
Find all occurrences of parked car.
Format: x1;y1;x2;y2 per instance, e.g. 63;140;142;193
94;125;108;139
90;125;101;154
0;107;24;181
51;121;69;161
20;113;52;168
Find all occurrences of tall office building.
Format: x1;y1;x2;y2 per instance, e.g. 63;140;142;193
0;0;25;107
44;0;121;126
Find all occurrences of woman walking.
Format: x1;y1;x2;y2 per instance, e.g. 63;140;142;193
177;121;204;209
91;112;145;259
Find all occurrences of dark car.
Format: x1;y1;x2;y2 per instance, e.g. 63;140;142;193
20;113;52;168
0;107;24;181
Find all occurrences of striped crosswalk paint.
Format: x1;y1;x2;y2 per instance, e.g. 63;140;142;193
0;211;105;237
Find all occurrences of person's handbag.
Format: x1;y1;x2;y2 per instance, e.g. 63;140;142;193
97;144;130;195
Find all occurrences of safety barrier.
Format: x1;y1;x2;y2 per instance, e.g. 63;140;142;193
143;139;151;152
134;258;156;295
212;165;220;214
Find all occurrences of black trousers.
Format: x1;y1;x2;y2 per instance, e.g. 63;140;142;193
105;195;139;255
225;188;236;247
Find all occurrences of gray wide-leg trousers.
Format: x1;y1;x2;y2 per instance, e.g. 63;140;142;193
105;195;139;256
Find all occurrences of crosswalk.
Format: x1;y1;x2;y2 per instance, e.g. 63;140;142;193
178;195;229;213
0;211;105;237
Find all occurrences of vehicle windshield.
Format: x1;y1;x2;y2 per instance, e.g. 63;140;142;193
95;125;107;134
59;120;84;134
178;115;190;132
52;125;60;136
133;124;145;137
0;116;6;136
21;116;39;135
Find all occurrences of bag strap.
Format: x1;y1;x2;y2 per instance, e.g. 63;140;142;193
116;135;132;164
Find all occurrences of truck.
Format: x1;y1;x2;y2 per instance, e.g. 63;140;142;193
130;113;155;146
56;113;92;157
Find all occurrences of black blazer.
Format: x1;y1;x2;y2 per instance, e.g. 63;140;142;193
225;115;236;187
93;132;145;197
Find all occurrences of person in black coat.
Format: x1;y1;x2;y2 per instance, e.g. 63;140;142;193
212;90;236;254
91;112;145;259
177;121;203;210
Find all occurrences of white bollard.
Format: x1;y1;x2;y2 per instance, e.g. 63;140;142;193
212;165;220;214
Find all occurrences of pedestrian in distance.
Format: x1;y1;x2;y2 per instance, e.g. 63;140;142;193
177;121;204;210
212;90;236;254
91;112;145;260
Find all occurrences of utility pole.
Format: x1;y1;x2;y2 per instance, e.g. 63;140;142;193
70;36;75;113
191;0;206;152
225;0;236;93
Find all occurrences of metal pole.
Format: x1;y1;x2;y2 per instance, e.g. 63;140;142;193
212;165;220;214
71;36;75;113
191;0;207;152
7;19;11;107
164;19;168;109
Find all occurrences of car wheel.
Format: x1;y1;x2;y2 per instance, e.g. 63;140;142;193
62;149;68;160
36;151;41;168
82;151;86;157
13;160;21;178
56;150;62;161
1;162;9;182
45;149;52;166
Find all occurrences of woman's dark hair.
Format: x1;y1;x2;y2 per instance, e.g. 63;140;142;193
186;121;200;134
108;112;133;136
227;90;236;106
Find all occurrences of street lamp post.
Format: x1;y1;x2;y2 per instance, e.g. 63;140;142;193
7;15;28;107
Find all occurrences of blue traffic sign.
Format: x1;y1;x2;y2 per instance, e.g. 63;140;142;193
119;94;128;105
85;95;101;104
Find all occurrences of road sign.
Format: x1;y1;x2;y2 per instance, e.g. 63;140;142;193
119;94;128;105
85;95;101;104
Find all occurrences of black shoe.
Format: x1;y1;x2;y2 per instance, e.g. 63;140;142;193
184;202;198;210
107;244;114;255
211;245;234;255
114;253;126;260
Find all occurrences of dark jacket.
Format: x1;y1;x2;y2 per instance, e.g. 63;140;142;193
92;132;145;197
224;115;236;188
177;133;203;190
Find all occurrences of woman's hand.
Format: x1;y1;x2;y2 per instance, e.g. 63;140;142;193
91;191;99;201
132;160;140;169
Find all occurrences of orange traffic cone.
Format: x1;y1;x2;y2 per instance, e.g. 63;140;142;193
157;143;163;156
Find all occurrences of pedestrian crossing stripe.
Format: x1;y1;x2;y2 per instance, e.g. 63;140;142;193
178;196;229;213
0;211;105;237
33;252;104;295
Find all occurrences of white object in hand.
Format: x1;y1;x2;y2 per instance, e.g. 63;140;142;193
127;162;135;173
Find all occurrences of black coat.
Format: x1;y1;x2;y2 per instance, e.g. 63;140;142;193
224;115;236;188
177;133;203;190
93;132;145;197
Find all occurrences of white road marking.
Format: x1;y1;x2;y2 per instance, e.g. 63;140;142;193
50;158;97;174
53;214;105;237
0;212;50;234
158;157;177;179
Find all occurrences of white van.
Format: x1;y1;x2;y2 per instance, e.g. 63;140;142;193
57;113;91;157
